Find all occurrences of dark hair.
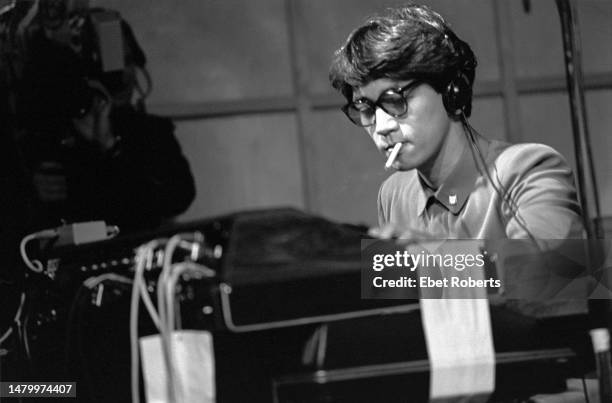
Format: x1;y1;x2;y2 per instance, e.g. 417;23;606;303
330;4;477;114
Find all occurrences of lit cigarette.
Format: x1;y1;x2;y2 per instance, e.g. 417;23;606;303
385;143;402;170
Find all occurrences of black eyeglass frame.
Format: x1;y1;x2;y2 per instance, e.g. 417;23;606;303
341;80;424;127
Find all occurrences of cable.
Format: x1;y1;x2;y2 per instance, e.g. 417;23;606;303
0;327;12;346
130;239;168;403
0;292;25;346
0;0;16;16
19;233;43;272
461;116;544;249
166;261;215;334
157;235;184;403
21;223;117;275
130;243;157;403
130;246;145;403
130;234;212;403
82;273;132;289
131;237;176;403
459;117;576;306
139;239;166;330
158;234;212;403
138;278;161;330
581;376;590;403
19;229;58;273
162;260;215;403
22;311;31;362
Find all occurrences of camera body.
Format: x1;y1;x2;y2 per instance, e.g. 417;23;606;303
11;5;146;160
9;4;146;171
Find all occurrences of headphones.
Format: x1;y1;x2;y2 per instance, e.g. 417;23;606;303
442;69;473;118
415;7;540;246
438;30;476;118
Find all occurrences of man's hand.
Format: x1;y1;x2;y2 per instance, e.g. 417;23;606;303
71;81;116;152
368;223;440;242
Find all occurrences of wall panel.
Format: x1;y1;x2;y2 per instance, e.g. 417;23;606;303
174;114;305;221
95;0;293;104
586;89;612;216
422;0;500;84
508;1;612;79
519;90;612;217
578;1;612;74
470;97;506;141
296;0;499;97
88;0;610;225
307;109;389;226
519;93;575;168
508;0;565;78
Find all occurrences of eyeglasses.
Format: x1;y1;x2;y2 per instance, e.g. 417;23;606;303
341;81;422;127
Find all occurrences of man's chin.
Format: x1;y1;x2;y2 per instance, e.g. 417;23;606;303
390;158;417;171
388;163;412;172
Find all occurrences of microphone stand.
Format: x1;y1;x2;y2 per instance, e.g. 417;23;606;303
555;1;609;401
555;0;602;240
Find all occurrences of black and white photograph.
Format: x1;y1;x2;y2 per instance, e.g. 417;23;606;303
1;0;612;402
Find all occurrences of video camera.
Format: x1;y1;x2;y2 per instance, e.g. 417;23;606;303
11;1;147;131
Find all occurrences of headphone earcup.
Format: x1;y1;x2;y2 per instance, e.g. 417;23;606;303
442;72;472;117
442;80;460;116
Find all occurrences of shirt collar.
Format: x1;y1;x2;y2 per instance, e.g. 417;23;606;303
416;143;480;216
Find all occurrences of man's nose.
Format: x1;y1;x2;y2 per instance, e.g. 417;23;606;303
374;107;398;136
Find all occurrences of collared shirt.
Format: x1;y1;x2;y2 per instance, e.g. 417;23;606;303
377;136;584;240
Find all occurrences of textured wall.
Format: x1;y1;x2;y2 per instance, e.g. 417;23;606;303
95;0;612;225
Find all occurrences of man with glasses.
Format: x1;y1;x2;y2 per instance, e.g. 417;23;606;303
300;4;590;386
332;4;583;241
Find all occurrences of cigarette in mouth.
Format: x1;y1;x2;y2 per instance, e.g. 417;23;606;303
385;143;402;170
